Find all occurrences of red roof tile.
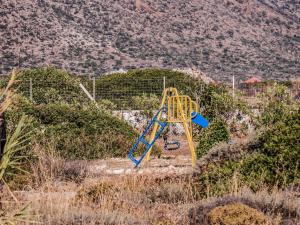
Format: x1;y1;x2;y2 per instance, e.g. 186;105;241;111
242;76;261;84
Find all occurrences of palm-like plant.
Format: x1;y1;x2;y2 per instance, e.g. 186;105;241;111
0;69;34;224
0;69;31;180
0;114;31;181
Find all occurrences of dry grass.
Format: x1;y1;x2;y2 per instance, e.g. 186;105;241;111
189;187;300;225
1;143;299;225
14;175;195;224
2;147;194;224
209;202;270;225
1;170;300;224
29;143;88;188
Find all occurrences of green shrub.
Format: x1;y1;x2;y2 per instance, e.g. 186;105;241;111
196;83;299;193
196;118;229;158
197;161;239;197
94;68;205;108
237;83;300;188
241;111;300;188
7;96;138;159
198;111;300;194
16;67;86;104
131;93;160;110
258;84;296;127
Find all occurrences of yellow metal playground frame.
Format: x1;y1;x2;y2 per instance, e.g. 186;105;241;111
145;87;200;167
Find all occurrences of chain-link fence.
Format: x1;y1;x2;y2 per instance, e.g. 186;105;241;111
0;75;298;110
0;76;166;110
92;77;165;109
238;84;298;99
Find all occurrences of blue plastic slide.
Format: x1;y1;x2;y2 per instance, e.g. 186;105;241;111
191;112;209;128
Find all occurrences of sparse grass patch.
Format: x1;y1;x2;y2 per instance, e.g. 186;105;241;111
141;175;201;204
75;182;118;203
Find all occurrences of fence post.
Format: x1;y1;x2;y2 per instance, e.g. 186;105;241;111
29;78;33;101
79;83;99;109
93;76;96;100
163;76;166;91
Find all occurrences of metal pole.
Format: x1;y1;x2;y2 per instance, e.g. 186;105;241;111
163;76;166;91
80;83;95;101
29;78;33;101
79;82;99;108
93;76;96;100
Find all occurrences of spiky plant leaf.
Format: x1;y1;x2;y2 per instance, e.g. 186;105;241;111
0;115;31;180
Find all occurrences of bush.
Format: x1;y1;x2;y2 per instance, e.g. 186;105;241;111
94;68;206;109
241;111;300;188
196;118;229;158
238;84;300;188
208;203;269;225
198;111;300;194
258;84;296;127
7;95;138;159
197;82;299;193
197;161;239;197
16;67;86;104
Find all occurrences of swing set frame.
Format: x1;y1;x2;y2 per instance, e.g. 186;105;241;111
145;87;200;167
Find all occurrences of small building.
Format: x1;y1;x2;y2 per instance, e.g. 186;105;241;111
240;76;263;96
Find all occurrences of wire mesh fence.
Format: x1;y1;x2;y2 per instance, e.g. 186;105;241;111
0;75;298;110
0;76;166;109
93;77;164;109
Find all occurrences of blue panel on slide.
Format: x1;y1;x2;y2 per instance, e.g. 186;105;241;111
191;112;209;128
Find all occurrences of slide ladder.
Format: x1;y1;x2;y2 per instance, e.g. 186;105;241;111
128;109;167;167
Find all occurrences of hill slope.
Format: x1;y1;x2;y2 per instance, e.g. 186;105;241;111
0;0;299;81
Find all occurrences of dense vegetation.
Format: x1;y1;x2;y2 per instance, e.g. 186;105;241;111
7;97;137;159
17;67;86;104
196;118;229;158
5;68;140;159
94;68;202;109
241;111;300;187
198;84;300;196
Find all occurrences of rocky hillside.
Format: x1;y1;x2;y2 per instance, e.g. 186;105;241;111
0;0;299;81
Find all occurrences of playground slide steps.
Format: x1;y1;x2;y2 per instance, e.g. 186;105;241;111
128;109;167;167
